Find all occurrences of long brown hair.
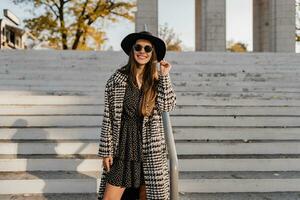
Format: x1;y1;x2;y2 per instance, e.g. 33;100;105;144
120;43;159;117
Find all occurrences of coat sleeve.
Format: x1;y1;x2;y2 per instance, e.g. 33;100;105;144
156;73;176;113
98;82;113;158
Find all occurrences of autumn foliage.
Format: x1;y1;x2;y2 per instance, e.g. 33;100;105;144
13;0;136;50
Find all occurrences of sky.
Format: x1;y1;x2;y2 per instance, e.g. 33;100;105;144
93;0;253;51
0;0;298;52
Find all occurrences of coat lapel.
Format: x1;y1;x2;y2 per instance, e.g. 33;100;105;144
111;70;127;155
113;69;150;123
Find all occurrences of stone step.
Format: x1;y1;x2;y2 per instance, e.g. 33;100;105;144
0;155;101;172
1;115;300;127
1;171;300;194
0;105;103;115
0;140;97;155
179;192;300;200
177;91;300;100
1;78;300;87
173;127;300;141
176;95;300;105
2;192;300;200
1;80;300;93
166;65;300;73
1;62;299;70
2;65;300;75
179;158;300;171
180;171;300;179
176;142;300;155
179;172;300;193
2;105;300;115
0;95;100;105
0;128;100;140
1;53;299;66
0;171;100;194
2;79;300;94
0;193;98;200
1;89;300;101
2;155;300;172
1;140;300;155
2;71;300;83
1;95;300;106
164;52;300;66
1;127;300;140
1;51;299;65
0;116;101;127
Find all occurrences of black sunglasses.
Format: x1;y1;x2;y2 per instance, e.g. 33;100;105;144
133;44;153;53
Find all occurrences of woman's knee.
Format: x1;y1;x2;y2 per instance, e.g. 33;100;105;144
103;183;125;200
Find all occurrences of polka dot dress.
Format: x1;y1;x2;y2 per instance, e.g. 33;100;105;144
106;75;145;188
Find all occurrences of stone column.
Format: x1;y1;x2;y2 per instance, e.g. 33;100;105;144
135;0;158;35
195;0;226;51
253;0;269;52
253;0;295;52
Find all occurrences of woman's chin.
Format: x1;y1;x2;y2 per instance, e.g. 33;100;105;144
137;60;149;65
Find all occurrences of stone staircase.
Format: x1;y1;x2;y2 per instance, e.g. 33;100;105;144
0;51;300;199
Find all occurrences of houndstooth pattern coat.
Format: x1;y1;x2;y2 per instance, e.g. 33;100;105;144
98;67;176;200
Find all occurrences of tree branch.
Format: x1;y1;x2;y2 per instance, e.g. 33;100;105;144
43;2;59;18
72;0;90;49
58;0;68;49
52;1;60;11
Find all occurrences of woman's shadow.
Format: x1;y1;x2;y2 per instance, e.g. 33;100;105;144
10;118;97;199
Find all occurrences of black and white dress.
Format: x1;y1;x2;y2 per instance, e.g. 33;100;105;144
106;75;145;188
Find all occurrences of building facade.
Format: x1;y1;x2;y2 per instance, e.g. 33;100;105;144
136;0;296;52
0;9;25;49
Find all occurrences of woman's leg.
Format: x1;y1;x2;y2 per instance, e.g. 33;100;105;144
139;184;147;200
103;182;126;200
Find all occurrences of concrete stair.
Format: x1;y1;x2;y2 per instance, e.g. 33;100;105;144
0;51;300;199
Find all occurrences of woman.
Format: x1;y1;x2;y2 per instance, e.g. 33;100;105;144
98;31;176;200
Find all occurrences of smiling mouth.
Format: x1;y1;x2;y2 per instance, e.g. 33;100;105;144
137;55;147;59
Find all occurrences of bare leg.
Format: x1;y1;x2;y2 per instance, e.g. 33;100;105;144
103;182;126;200
139;184;147;200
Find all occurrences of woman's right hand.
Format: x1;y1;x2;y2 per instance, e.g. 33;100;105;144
102;156;113;172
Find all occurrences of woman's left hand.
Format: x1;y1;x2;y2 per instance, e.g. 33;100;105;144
159;60;172;76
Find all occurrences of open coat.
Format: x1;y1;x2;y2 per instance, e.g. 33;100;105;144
98;67;176;200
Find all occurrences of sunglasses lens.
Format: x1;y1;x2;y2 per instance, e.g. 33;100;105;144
133;44;153;53
144;45;153;53
133;44;142;51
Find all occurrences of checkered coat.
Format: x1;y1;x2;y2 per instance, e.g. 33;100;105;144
98;67;176;200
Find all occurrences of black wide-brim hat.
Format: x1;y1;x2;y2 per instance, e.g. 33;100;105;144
121;31;166;62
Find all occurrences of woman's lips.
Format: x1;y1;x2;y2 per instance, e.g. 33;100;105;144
137;54;147;59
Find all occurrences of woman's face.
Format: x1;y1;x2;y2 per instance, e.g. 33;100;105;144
133;39;153;66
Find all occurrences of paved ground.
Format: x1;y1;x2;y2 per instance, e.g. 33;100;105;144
179;192;300;200
2;192;300;200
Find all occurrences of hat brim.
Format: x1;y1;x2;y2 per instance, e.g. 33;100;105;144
121;32;166;62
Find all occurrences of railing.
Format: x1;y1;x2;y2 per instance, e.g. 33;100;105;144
162;112;179;200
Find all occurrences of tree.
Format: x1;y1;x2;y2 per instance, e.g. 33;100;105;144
227;40;248;52
13;0;136;50
159;23;182;51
